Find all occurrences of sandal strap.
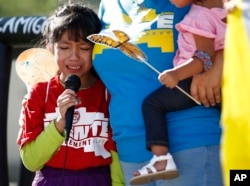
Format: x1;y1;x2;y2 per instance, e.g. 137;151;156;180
137;153;172;176
150;154;170;163
138;164;157;175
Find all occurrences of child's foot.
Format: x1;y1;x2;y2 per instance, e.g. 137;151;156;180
133;159;167;176
130;153;179;185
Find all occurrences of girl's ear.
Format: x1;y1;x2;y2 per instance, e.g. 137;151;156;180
46;42;54;54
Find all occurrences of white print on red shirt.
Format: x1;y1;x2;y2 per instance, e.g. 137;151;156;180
44;107;110;159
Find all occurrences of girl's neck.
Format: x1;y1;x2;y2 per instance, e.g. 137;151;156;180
80;74;96;89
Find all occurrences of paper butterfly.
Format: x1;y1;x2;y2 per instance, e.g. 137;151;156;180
87;30;147;62
88;30;201;105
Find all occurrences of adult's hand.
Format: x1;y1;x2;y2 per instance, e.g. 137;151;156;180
190;50;223;107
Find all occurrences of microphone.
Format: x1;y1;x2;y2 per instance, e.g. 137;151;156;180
63;74;81;142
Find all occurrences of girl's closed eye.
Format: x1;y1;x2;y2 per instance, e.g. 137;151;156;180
80;46;91;51
79;42;92;51
59;46;69;50
57;43;70;50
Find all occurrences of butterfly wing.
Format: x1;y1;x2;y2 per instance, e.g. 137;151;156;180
120;42;147;62
88;31;147;61
113;30;130;43
87;34;121;48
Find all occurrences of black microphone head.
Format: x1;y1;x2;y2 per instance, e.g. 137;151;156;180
64;74;81;93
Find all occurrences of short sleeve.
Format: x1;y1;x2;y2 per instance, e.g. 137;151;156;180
175;5;221;39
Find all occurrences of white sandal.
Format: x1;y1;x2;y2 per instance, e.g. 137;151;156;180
130;153;179;185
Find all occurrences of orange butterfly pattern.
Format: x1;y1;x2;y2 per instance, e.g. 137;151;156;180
87;30;147;62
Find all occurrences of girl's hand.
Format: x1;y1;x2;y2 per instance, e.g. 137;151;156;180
55;89;81;133
158;69;179;89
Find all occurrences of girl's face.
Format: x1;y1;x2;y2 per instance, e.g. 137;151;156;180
51;31;93;81
169;0;192;7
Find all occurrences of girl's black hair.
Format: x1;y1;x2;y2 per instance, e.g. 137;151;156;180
39;1;101;78
44;2;101;44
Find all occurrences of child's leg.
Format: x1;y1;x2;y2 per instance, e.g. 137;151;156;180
143;77;196;153
130;78;197;184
